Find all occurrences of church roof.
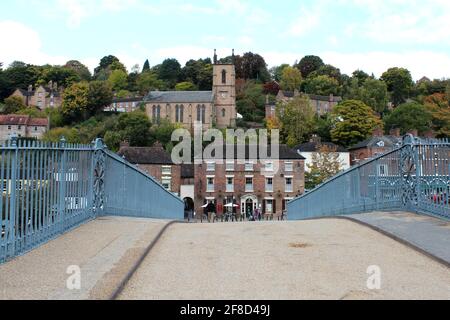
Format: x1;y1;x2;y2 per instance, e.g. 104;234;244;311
144;91;214;104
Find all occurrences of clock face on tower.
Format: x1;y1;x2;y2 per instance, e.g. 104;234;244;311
220;92;228;99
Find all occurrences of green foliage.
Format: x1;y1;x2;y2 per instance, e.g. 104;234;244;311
142;59;150;73
236;81;266;122
239;52;270;82
305;145;343;190
276;95;316;147
303;75;340;96
158;58;181;88
108;69;128;91
359;78;389;114
39;66;80;87
137;71;165;94
3;96;26;114
314;114;333;142
43;127;80;144
381;67;413;106
280;66;302;91
88;81;113;113
331;100;382;147
308;64;342;83
65;60;91;81
424;93;450;137
61;82;89;122
384;102;432;135
269;64;290;82
180;58;213;90
175;81;197;91
295;55;324;78
94;55;126;80
116;111;152;147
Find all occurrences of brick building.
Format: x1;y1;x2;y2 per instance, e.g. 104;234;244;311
11;82;63;110
265;90;343;120
117;143;182;195
348;128;402;165
143;50;237;130
0;115;49;142
194;145;305;219
104;96;144;113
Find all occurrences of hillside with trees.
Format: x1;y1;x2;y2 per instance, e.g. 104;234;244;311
0;52;449;151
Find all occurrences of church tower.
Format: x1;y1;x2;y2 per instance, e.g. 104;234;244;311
213;49;237;128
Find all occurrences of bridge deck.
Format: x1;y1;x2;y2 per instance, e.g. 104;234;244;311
0;216;169;300
119;218;450;300
344;211;450;266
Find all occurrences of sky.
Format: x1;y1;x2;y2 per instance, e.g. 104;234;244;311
1;0;450;80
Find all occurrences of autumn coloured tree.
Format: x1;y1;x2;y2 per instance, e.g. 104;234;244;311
305;144;344;190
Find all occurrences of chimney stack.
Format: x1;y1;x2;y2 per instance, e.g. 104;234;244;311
213;49;218;64
310;134;322;145
372;127;384;137
389;128;401;137
423;130;436;139
407;129;419;137
120;141;130;149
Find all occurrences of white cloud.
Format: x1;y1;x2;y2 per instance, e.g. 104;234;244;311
321;51;450;80
288;5;321;37
0;20;68;67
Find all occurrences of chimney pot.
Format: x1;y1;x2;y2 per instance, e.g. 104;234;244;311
372;127;384;137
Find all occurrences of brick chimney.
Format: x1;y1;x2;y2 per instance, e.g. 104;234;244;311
389;128;401;137
120;141;130;148
310;134;322;144
372;127;384;137
407;129;418;137
423;130;435;139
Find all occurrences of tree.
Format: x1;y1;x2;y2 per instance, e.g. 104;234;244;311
175;81;197;91
305;144;343;189
269;64;290;82
116;111;152;147
381;67;413;106
0;61;42;100
136;71;165;94
384;102;432;135
88;81;113;115
240;52;270;82
295;55;324;78
61;82;89;122
180;58;213;90
446;83;450;104
39;66;80;88
263;81;280;95
359;78;389;114
43;127;80;144
94;55;126;79
352;70;370;84
280;66;302;91
142;59;150;73
424;93;450;137
236;81;266;123
331;100;381;147
158;58;182;88
276;95;316;147
3;96;26;114
303;75;340;96
65;60;91;81
108;69;128;91
308;64;342;83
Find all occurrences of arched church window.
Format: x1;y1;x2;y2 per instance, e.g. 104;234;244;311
202;105;206;124
153;105;161;124
222;70;227;84
176;105;184;123
222;109;226;117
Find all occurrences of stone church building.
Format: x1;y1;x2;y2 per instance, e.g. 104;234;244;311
144;50;237;130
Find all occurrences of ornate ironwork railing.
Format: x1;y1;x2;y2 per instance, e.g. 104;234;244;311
288;135;450;221
0;137;183;263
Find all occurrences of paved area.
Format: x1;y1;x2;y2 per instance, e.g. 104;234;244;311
119;219;450;300
0;216;169;300
345;211;450;266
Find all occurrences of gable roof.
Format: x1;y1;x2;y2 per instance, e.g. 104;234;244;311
201;145;305;160
296;141;348;153
0;115;48;126
144;91;214;104
348;136;402;150
117;146;173;165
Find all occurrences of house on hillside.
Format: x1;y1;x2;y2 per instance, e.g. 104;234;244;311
0;115;49;142
10;82;63;110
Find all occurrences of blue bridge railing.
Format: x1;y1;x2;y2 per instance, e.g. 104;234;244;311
288;135;450;221
1;137;183;263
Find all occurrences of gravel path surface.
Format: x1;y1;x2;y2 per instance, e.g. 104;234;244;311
0;216;169;300
119;219;450;300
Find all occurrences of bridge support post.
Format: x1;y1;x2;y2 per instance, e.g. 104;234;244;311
8;135;18;258
58;137;67;233
92;139;106;217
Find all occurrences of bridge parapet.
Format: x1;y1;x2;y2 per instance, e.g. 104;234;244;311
0;136;183;263
288;135;450;221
